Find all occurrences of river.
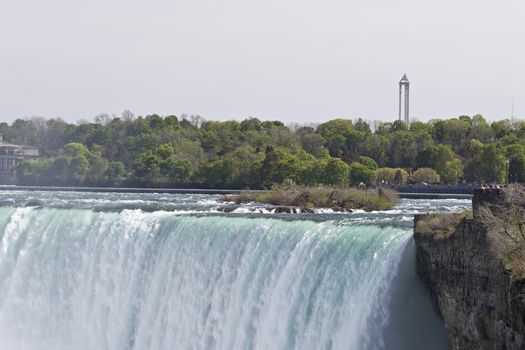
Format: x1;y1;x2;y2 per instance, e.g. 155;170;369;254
0;191;469;349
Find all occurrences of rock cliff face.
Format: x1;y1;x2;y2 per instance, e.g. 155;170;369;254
414;188;525;350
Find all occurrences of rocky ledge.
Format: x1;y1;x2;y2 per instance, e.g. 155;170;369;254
414;188;525;350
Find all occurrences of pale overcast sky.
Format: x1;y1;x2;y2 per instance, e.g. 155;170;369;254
1;0;524;123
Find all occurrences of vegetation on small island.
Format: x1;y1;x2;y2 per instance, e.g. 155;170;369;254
226;183;399;212
3;112;525;188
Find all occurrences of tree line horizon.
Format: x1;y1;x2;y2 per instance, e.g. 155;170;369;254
5;112;523;188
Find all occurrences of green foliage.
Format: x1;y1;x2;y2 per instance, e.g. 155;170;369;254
300;133;326;157
86;152;109;184
390;120;408;132
442;159;464;183
443;118;471;152
416;144;462;181
321;158;350;185
349;162;376;186
133;151;160;179
317;119;366;158
357;135;389;166
387;131;416;168
376;168;408;184
358;156;378;170
168;160;193;183
200;145;264;188
507;144;525;183
156;144;175;159
9;112;525;188
471;114;492;142
476;143;506;183
354;118;371;134
107;161;126;185
464;138;484;158
492;119;512;139
259;148;306;186
63;142;90;158
16;159;54;185
411;168;441;184
201;158;235;188
69;155;90;184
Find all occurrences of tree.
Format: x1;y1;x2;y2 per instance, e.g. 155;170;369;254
506;144;525;183
322;158;349;185
390;120;408;132
387;131;416;168
357;135;389;166
358;156;378;170
168;160;193;183
156;144;175;159
121;110;135;122
133;151;160;180
45;118;73;156
174;139;205;170
316;119;365;158
376;168;408;184
266;126;301;151
224;145;264;187
63;142;90;158
491;119;512;139
11;117;46;147
411;122;433;149
94;113;112;127
107;161;126;185
431;120;446;143
463;138;484;158
201;159;234;188
470;114;493;142
513;121;525;138
477;144;506;183
86;152;109;184
393;168;409;184
300;134;326;157
415;144;459;180
325;135;346;158
201;120;243;154
8;112;525;189
375;122;393;135
242;147;308;188
442;159;464;183
16;158;53;185
442;118;471;152
411;168;440;184
240;117;262;132
317;119;354;140
349;162;376;186
146;114;166;130
69;155;90;184
353;118;371;134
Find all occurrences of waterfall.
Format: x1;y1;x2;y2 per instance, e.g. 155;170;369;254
0;206;449;350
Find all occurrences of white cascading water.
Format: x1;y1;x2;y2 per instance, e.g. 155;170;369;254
0;204;451;350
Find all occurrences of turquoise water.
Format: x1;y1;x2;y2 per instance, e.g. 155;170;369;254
0;191;469;349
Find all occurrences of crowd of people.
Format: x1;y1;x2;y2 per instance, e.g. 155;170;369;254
478;183;511;190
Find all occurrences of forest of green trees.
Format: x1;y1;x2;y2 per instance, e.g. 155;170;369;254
5;112;524;188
